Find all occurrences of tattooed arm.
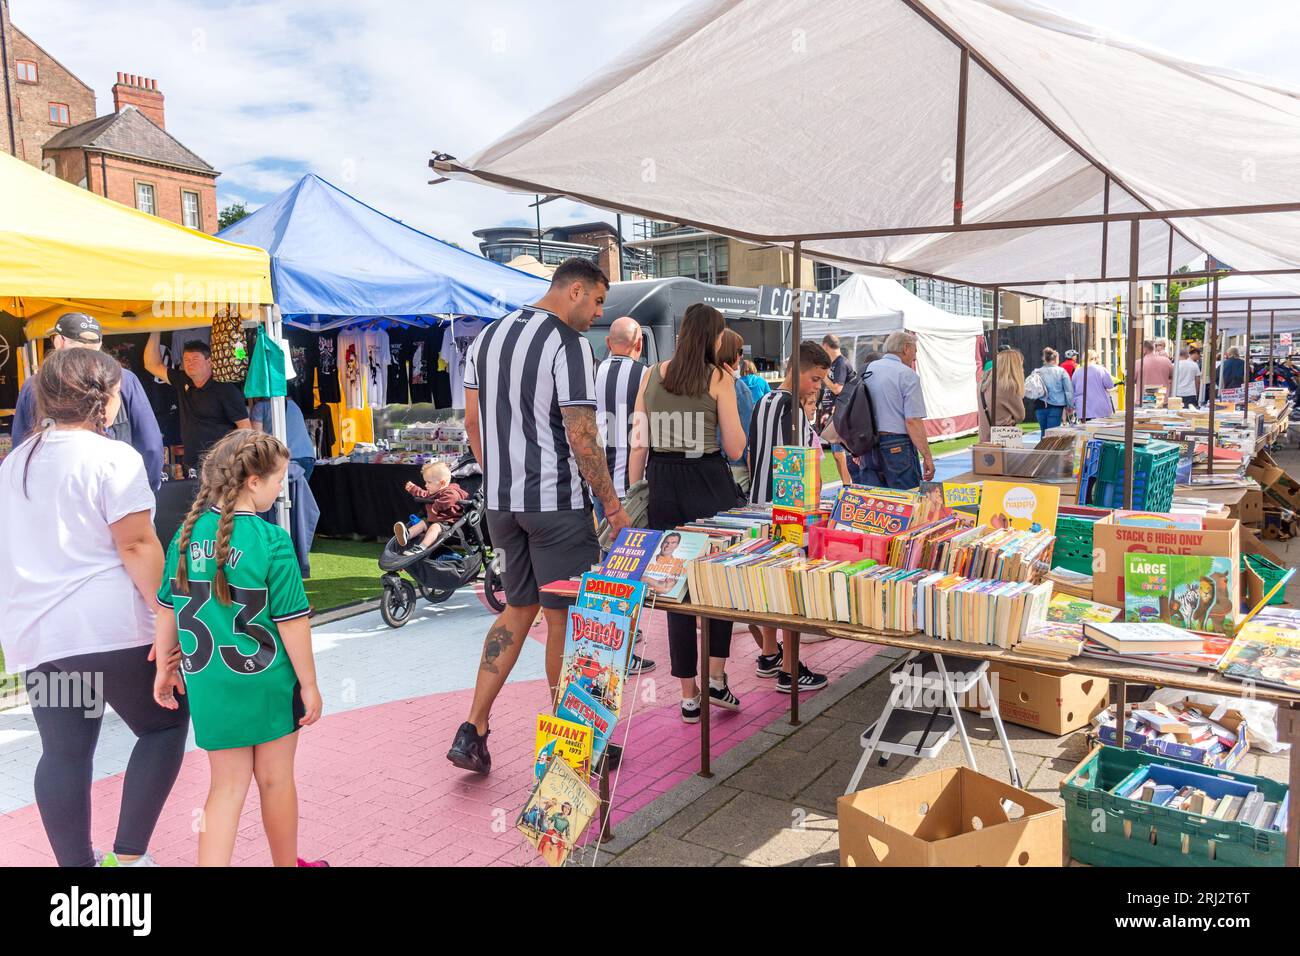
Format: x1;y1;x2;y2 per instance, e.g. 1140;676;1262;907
561;405;630;534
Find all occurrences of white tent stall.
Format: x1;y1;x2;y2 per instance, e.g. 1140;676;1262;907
804;274;983;438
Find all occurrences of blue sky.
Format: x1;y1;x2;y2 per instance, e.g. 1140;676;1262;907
15;1;1300;252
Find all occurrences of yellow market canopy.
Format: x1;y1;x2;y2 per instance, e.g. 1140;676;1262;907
0;150;272;336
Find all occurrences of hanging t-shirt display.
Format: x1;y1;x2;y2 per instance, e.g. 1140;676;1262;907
386;329;413;406
171;326;211;357
408;325;443;405
284;328;318;411
338;330;367;409
0;312;27;409
363;329;391;407
314;330;341;405
440;317;488;410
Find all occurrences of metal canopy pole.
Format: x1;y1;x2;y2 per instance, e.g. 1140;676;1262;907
990;288;1000;431
1271;311;1276;380
1081;306;1091;421
1245;300;1253;425
1206;276;1220;475
952;49;969;226
265;304;292;533
1122;220;1140;509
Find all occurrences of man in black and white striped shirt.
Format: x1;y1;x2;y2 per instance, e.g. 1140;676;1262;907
595;316;647;506
447;259;630;775
746;340;832;694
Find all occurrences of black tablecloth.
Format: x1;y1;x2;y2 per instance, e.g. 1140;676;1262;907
154;478;199;547
310;462;424;539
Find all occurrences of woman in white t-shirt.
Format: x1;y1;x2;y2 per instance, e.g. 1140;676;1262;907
0;348;188;868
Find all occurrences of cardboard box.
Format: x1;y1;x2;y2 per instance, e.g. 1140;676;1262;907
963;662;1108;735
1090;513;1239;613
1094;701;1251;771
838;766;1063;867
971;444;1005;476
1246;450;1300;512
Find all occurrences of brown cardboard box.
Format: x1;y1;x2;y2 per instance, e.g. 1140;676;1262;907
838;767;1063;867
962;662;1108;735
1091;514;1240;612
1247;450;1300;511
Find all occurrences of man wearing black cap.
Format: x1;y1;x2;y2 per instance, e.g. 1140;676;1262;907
11;313;164;489
144;330;250;469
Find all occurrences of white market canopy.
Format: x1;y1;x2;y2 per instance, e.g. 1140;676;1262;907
432;0;1300;304
804;273;984;436
1175;274;1300;332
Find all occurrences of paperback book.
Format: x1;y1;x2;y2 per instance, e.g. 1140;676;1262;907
1218;621;1300;691
977;480;1060;534
601;528;661;581
642;530;713;602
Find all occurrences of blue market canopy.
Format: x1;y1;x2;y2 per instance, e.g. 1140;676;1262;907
218;174;547;322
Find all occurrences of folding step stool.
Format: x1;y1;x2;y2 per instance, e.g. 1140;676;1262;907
844;651;1022;795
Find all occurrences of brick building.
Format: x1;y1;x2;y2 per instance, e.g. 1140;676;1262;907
0;0;96;166
44;74;220;233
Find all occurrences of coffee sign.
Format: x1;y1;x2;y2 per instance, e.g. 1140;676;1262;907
757;285;840;321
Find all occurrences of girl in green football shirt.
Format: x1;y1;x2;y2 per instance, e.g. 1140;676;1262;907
153;430;324;866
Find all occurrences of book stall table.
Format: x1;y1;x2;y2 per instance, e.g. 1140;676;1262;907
669;601;1300;867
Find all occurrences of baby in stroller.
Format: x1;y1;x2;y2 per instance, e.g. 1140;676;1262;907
394;460;469;553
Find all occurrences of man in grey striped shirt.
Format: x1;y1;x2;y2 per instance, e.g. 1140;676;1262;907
447;259;631;775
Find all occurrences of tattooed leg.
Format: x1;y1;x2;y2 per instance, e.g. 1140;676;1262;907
467;604;539;733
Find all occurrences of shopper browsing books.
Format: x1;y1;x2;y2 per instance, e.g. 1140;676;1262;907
745;340;832;694
631;303;748;723
867;331;935;487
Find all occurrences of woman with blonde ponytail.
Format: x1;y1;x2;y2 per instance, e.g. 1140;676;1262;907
0;348;188;868
153;429;327;867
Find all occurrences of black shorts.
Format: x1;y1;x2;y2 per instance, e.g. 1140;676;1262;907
486;508;600;610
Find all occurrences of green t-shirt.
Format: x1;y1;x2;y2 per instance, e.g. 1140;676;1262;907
158;510;310;750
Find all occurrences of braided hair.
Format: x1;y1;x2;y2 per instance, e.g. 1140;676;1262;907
21;348;122;498
174;429;290;605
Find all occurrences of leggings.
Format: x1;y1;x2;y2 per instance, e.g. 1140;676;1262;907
647;452;742;680
25;644;190;867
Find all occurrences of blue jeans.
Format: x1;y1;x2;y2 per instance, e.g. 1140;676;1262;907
878;433;921;490
1035;404;1064;437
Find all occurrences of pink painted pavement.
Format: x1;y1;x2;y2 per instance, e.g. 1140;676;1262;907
0;610;879;867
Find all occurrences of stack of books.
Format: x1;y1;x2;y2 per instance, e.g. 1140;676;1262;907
884;520;1055;582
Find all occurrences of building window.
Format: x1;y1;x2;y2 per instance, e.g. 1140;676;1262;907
136;182;156;215
48;102;70;126
16;60;38;83
182;190;201;229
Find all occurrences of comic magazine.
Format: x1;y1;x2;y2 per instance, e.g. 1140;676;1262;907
556;605;634;714
1218;622;1300;691
516;755;600;866
601;528;661;581
534;713;594;781
830;487;918;536
576;572;647;640
556;682;618;762
641;530;712;603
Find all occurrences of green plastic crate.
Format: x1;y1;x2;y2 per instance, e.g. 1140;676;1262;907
1089;440;1181;512
1243;554;1288;605
1051;513;1097;576
1062;745;1288;867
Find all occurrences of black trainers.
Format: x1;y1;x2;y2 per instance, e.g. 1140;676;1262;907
776;663;828;694
681;695;701;724
446;721;491;774
756;645;783;678
628;653;656;675
708;679;741;711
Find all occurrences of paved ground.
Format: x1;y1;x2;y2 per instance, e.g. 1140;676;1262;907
0;583;879;866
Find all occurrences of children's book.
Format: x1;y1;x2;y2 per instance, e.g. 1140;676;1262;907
601;528;662;581
1123;552;1235;635
830;486;919;536
641;530;712;602
1114;510;1203;530
941;481;982;516
977;480;1060;534
1217;622;1300;691
556;605;634;714
576;572;647;639
516;755;600;867
770;446;819;509
556;682;618;762
534;713;594;781
1046;593;1121;625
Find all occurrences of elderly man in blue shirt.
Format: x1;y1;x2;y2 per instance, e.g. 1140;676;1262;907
862;330;934;489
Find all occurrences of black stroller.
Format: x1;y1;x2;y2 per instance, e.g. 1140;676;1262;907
378;450;506;627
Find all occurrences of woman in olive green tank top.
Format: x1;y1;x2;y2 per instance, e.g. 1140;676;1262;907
630;304;748;722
